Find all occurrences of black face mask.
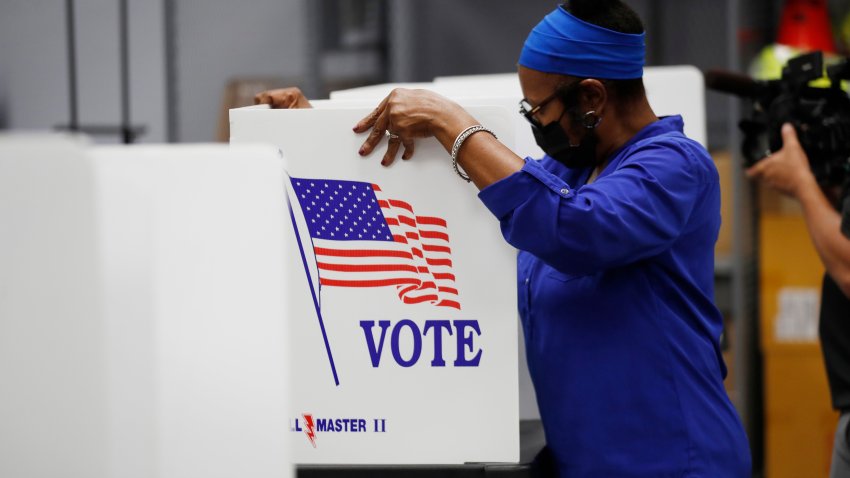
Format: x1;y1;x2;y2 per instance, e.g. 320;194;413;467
531;110;600;169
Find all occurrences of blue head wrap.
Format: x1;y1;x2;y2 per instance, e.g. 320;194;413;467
519;6;646;80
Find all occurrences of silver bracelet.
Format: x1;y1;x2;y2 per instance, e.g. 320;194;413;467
450;125;497;182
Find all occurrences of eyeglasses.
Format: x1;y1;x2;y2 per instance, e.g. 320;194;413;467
518;79;591;128
518;87;566;129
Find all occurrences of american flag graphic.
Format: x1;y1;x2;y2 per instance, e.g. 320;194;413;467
290;177;460;310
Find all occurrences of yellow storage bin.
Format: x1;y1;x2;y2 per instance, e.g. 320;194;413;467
760;210;838;477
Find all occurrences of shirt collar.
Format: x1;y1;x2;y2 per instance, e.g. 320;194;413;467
591;115;686;182
541;115;686;187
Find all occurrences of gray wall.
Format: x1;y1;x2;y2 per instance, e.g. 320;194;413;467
396;0;733;149
2;0;848;146
404;1;562;79
1;0;72;135
0;0;166;143
0;0;307;143
641;1;734;149
174;0;307;142
0;10;7;129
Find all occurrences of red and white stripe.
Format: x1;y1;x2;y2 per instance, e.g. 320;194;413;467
312;184;460;310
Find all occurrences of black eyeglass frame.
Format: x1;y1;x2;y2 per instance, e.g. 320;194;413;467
519;78;606;128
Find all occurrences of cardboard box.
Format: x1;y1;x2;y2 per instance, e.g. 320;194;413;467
760;213;837;477
764;343;838;477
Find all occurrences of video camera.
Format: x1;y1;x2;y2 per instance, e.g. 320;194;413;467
705;51;850;187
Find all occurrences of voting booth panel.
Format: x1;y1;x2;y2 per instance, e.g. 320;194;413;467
640;66;707;147
307;96;543;424
325;83;547;160
0;135;107;478
230;106;520;464
313;96;544;166
328;83;436;101
329;66;708;147
0;137;293;478
325;81;538;157
434;73;520;88
323;67;708;427
92;144;292;478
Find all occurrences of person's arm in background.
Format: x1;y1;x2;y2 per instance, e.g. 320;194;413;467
747;123;850;296
254;87;313;109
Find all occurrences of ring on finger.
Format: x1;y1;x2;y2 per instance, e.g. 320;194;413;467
385;130;400;141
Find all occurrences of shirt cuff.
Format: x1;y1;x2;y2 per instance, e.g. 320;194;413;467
477;157;574;219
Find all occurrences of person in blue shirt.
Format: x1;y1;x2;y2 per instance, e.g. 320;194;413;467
260;0;751;475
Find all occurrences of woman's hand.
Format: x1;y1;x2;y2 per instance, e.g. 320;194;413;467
746;123;818;199
254;87;313;109
353;88;475;166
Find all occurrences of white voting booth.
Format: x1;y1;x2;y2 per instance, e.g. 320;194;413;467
0;136;106;478
230;105;520;464
322;66;709;424
0;64;708;474
0;137;292;478
329;65;708;149
316;94;545;163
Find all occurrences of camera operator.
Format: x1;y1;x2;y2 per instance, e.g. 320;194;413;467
747;122;850;477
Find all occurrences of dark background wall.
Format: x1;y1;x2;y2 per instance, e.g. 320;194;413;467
397;0;731;148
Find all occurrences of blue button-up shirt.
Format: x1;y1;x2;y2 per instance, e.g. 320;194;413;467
479;116;750;477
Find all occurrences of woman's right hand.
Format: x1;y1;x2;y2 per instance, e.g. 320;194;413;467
254;87;313;109
353;88;474;165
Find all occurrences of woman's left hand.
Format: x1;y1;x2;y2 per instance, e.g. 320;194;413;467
353;88;475;166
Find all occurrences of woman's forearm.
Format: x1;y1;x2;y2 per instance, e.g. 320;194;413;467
430;104;525;190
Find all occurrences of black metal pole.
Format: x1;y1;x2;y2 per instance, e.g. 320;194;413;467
304;0;323;99
119;0;132;143
164;0;179;142
66;0;79;132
